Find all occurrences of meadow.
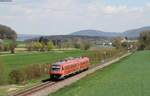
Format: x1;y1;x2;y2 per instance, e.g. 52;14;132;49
50;51;150;96
1;50;117;84
0;49;123;96
0;50;102;70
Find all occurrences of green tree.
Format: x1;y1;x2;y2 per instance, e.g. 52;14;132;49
66;41;73;48
9;40;17;54
138;31;150;50
0;24;17;40
40;42;46;51
39;36;49;45
3;43;10;51
0;24;17;53
33;42;43;51
113;40;122;49
73;41;82;49
47;42;54;51
0;39;4;51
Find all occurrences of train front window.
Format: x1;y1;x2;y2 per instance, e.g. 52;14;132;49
52;65;60;72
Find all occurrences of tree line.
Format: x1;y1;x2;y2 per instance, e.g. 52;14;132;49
26;40;92;51
0;24;17;54
138;31;150;50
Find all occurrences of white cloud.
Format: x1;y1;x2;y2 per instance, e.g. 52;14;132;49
86;2;143;16
145;3;150;7
46;0;74;9
103;6;128;14
0;0;150;35
0;0;143;18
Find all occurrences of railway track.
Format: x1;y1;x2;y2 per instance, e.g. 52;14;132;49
10;52;132;96
10;65;97;96
10;64;116;96
10;82;56;96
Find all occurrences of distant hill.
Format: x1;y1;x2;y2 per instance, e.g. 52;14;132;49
123;26;150;37
17;34;42;41
20;26;150;41
71;30;122;37
70;26;150;38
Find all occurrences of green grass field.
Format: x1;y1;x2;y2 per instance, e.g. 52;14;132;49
0;50;113;96
0;50;103;70
0;49;124;96
50;51;150;96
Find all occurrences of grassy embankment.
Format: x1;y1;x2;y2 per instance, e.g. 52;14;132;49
50;51;150;96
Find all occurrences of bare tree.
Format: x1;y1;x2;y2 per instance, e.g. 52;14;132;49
83;41;92;50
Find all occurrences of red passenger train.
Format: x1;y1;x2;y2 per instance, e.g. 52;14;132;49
50;57;90;79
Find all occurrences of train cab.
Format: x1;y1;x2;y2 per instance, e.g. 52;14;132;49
50;62;63;79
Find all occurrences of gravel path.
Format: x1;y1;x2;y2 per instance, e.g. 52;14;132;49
28;52;132;96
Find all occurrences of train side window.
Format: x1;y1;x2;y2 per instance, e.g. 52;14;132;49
67;66;69;69
68;65;71;69
71;65;74;68
71;65;73;68
73;64;76;68
67;66;69;70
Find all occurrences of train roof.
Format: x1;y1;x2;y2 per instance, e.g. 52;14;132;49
52;57;88;65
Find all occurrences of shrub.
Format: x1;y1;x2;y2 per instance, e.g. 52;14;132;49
9;63;50;84
73;41;82;49
47;42;54;51
9;68;26;84
33;42;43;51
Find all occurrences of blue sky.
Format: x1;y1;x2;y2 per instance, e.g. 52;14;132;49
0;0;150;35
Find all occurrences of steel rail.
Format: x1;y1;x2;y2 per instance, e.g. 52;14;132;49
11;82;56;96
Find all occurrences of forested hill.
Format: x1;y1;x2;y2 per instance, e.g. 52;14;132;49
71;26;150;38
123;26;150;37
71;30;122;37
